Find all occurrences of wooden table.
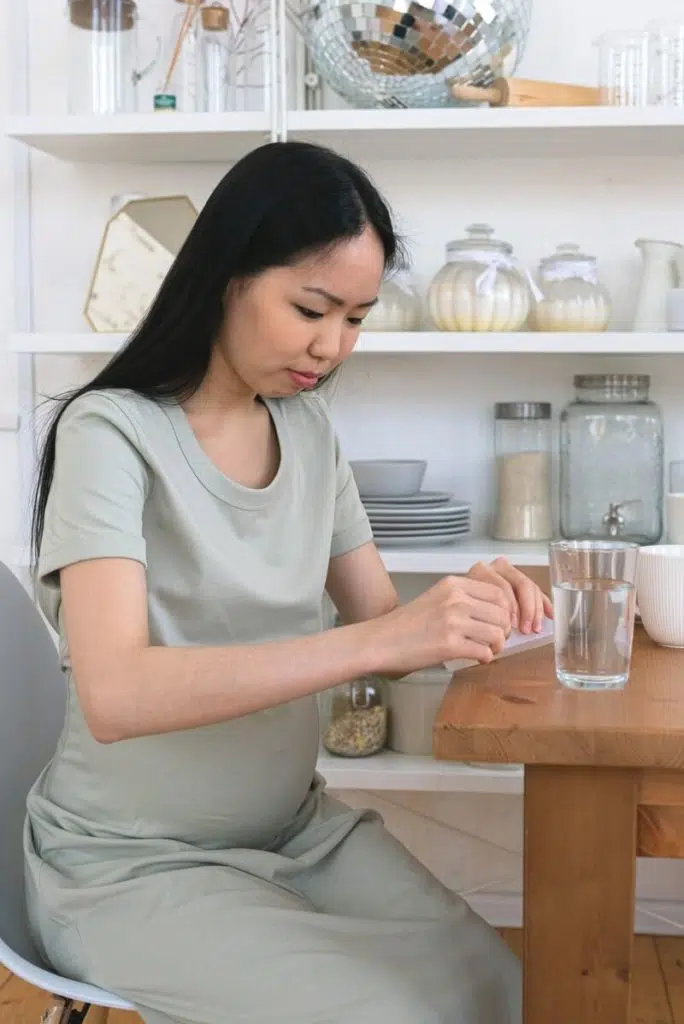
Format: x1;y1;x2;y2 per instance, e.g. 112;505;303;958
433;627;684;1024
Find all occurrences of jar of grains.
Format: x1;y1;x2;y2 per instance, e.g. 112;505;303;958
493;401;553;542
320;676;388;758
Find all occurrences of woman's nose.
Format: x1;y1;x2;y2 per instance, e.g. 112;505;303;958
309;321;344;362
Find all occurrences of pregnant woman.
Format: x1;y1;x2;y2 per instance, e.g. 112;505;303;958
24;141;550;1024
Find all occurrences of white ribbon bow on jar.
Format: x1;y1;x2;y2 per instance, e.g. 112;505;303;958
452;249;544;302
542;259;599;286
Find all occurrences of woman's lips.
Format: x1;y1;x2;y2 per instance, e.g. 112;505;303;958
288;370;319;388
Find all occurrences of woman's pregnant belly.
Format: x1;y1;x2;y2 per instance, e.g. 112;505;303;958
43;690;322;851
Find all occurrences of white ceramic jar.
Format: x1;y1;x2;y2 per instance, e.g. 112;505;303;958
534;243;611;332
427;223;532;332
363;274;422;331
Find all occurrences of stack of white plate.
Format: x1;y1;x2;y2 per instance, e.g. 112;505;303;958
363;492;471;547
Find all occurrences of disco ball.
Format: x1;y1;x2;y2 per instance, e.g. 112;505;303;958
294;0;533;108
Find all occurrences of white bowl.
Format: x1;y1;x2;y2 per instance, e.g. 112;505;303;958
350;459;427;498
636;544;684;648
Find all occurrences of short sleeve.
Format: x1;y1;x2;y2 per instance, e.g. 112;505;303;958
330;433;373;558
38;392;150;587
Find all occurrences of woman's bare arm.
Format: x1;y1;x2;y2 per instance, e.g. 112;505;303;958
61;557;387;744
325;542;399;624
61;554;520;744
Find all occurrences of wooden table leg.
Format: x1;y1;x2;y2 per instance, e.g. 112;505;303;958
84;1008;109;1023
523;765;638;1024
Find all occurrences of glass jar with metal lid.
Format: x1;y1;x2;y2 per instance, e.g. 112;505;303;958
320;676;389;758
493;401;553;542
560;374;663;543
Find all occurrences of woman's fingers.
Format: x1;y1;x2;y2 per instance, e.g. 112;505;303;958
466;561;518;632
463;616;508;656
475;558;552;634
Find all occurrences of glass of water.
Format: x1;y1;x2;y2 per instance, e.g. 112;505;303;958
549;540;639;690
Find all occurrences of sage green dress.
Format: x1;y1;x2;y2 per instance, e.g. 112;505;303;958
24;388;520;1024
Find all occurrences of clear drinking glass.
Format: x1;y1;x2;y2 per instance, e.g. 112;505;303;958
549;540;639;690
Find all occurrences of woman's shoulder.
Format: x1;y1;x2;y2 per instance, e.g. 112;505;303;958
274;390;335;434
57;388;165;444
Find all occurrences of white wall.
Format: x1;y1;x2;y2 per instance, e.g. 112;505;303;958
3;0;684;931
0;1;19;546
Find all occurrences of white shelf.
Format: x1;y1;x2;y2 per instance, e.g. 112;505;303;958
10;331;684;356
7;538;548;572
378;538;549;573
5;113;272;164
358;332;684;354
287;106;684;161
317;750;523;793
6;107;684;164
10;333;125;354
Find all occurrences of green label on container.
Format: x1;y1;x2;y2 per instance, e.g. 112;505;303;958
154;94;177;111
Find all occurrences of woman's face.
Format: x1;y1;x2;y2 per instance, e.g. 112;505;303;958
216;225;385;398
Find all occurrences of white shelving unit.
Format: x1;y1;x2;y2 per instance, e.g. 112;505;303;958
9;331;684;356
8;537;548;573
5;113;274;164
288;105;684;160
380;539;548;572
7;106;684;163
317;751;523;793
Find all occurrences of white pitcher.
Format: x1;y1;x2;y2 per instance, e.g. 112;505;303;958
632;238;683;331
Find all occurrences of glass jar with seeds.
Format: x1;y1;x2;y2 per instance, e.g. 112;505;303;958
320;676;388;758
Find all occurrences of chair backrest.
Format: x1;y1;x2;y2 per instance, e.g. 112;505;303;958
0;561;66;962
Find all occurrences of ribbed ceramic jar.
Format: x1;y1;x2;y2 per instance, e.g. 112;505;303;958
427;223;532;332
363;275;422;331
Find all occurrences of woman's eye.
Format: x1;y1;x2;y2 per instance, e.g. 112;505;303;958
295;305;324;320
347;316;364;326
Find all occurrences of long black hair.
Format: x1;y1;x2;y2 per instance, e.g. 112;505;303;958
30;140;403;567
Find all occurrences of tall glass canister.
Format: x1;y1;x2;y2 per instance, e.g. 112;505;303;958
560;374;663;543
68;0;155;114
493;402;553;542
199;3;232;112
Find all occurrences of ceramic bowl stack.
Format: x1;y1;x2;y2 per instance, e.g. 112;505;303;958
350;460;471;547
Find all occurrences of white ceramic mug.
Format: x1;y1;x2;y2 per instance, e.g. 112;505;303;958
636;545;684;647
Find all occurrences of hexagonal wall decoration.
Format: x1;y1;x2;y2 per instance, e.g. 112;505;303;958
84;194;198;332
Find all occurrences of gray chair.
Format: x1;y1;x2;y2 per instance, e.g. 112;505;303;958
0;560;134;1022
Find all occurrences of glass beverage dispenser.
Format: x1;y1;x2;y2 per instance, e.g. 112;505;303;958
559;374;663;544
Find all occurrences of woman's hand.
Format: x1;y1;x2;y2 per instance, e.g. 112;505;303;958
466;557;553;635
370;574;513;678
